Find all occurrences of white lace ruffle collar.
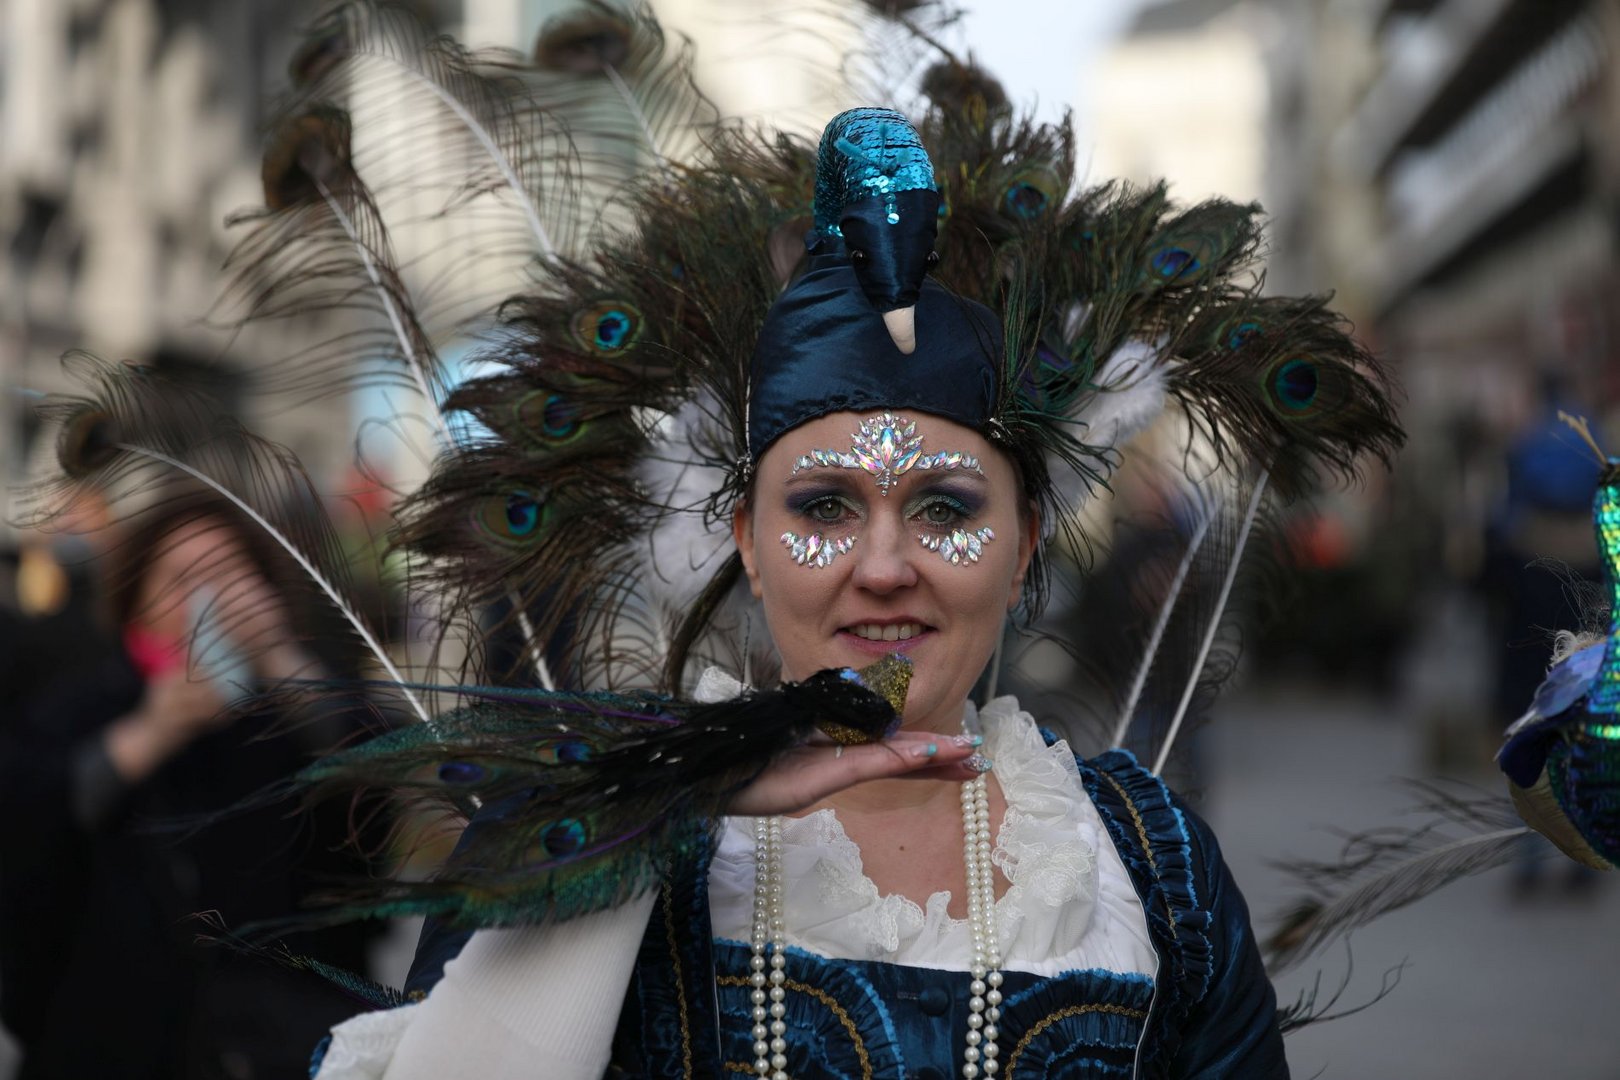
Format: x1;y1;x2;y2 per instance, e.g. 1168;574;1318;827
711;697;1155;977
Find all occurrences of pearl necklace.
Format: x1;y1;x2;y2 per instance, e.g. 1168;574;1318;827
749;774;1003;1078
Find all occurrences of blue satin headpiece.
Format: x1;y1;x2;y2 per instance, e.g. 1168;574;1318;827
746;108;1003;460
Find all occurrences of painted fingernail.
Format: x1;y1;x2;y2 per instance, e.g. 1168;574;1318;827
966;753;993;774
952;734;984;749
920;742;939;759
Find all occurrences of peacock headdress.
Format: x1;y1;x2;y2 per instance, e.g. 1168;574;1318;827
36;0;1405;935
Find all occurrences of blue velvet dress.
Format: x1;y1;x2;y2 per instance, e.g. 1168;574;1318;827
404;747;1287;1079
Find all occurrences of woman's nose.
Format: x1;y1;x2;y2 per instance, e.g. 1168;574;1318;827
849;513;919;593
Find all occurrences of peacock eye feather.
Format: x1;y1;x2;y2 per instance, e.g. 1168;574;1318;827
1139;202;1258;290
56;406;119;478
475;491;548;544
515;391;584;444
1150;246;1201;280
571;302;642;356
1225;320;1262;351
1018;343;1084;409
539;818;587;860
437;761;487;785
555;741;591;764
1266;358;1320;415
997;163;1062;223
1002;180;1050;220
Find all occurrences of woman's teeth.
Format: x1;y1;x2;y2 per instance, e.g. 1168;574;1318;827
848;623;923;642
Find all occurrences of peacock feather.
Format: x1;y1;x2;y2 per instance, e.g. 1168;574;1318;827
290;656;910;928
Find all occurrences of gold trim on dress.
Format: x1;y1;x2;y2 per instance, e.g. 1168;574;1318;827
1004;1003;1149;1077
717;974;875;1079
662;883;695;1078
1100;771;1179;928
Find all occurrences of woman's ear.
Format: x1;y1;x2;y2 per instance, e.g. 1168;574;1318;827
733;499;763;599
1007;499;1040;611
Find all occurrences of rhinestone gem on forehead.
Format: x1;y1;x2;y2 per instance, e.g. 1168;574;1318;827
788;412;984;495
780;531;856;568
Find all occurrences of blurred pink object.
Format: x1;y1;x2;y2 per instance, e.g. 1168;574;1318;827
122;624;182;680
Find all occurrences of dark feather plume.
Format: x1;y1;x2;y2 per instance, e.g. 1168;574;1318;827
288;658;910;928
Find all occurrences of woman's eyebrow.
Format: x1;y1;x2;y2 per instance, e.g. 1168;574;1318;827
920;469;988;485
896;472;990;496
782;472;862;489
782;463;989;486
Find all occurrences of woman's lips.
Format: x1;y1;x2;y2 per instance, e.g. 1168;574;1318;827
844;621;927;642
836;624;935;656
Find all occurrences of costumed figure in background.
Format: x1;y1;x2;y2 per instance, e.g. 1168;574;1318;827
32;3;1404;1078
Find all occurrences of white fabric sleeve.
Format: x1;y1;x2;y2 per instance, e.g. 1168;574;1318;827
313;891;658;1080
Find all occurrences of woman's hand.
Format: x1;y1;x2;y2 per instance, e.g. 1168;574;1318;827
102;670;229;783
726;732;985;816
138;515;318;683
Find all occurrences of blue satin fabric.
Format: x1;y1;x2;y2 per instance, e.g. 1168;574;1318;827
836;189;944;311
746;251;1000;460
606;748;1289;1079
705;946;1151;1079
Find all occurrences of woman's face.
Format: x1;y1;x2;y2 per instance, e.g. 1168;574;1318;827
734;410;1036;733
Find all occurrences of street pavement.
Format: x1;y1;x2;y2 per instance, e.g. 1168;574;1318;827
1198;684;1620;1080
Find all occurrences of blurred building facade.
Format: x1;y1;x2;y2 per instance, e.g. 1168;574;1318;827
0;0;325;526
0;0;293;369
1267;0;1618;583
0;0;840;499
1090;0;1271;205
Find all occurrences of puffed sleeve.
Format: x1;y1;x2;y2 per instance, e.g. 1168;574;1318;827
1167;808;1288;1079
311;893;657;1080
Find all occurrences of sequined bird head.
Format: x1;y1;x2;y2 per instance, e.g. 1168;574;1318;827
812;108;942;354
746;109;1000;463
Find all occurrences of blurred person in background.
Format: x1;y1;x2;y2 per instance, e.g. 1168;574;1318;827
0;476;383;1080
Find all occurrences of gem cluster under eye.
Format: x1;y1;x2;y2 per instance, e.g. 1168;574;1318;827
779;531;855;568
920;526;996;565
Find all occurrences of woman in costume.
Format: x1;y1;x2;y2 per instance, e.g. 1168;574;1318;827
42;6;1403;1077
286;92;1398;1075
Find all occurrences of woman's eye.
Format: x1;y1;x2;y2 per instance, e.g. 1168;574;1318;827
807;498;846;523
916;497;968;526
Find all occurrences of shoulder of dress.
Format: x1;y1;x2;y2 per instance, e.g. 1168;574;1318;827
1073;748;1217;1039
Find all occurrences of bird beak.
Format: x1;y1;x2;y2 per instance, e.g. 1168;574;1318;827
882;306;917;355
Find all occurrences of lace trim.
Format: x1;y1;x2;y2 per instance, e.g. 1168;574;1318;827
724;700;1104;965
